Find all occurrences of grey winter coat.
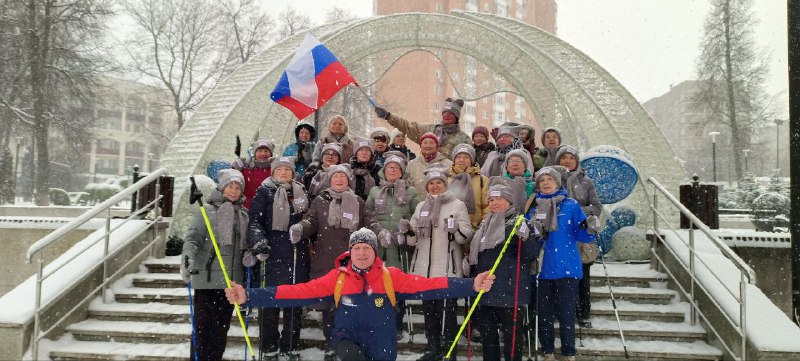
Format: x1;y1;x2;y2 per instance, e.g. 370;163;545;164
408;192;473;278
406;152;453;197
564;167;603;217
182;191;248;289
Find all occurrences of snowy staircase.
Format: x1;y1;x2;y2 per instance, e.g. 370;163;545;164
41;257;724;360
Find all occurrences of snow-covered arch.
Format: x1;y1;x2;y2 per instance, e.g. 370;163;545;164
161;11;683;233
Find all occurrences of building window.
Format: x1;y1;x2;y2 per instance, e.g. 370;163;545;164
496;4;508;16
433;101;440;111
96;139;119;154
435;3;443;12
495;95;505;106
127;142;145;157
434;69;442;82
434;85;441;95
469;0;478;6
466;105;476;116
482;110;489;119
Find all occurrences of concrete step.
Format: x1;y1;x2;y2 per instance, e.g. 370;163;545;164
588;262;667;289
590;286;676;304
561;317;707;343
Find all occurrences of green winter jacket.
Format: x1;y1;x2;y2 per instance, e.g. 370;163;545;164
365;169;420;269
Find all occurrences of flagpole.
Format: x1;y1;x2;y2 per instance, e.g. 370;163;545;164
354;85;377;109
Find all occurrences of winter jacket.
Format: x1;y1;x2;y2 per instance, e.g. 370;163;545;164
245;252;477;361
447;165;490;229
408;192;473;277
282;120;317;178
525;189;595;280
564;167;603;218
247;181;310;286
183;191;248;289
473;142;496;168
386;113;471;158
505;170;535;200
406;152;453;197
469;214;538;307
350;156;381;201
533;146;561;169
232;160;271;209
388;144;417;161
365;170;420;268
296;189;383;279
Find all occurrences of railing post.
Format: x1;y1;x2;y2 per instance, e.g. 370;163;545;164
130;164;140;214
741;272;747;361
102;208;111;303
651;189;660;271
31;253;43;361
689;228;696;326
151;178;161;258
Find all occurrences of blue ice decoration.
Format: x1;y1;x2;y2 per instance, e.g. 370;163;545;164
580;145;638;204
206;159;232;183
597;206;637;254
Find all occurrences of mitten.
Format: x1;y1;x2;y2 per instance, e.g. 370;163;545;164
532;220;544;238
461;258;471;277
378;229;392;248
289;223;304;244
374;106;390;120
397;218;411;234
586;215;602;235
242;251;256;268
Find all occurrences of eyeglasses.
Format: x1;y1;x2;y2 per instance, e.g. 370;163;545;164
373;137;388;143
385;165;401;170
323;152;338;158
507;159;525;164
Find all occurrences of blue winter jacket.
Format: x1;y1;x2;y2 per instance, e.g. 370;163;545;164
525;188;595;280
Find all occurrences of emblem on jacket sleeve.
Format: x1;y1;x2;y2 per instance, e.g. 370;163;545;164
375;297;385;308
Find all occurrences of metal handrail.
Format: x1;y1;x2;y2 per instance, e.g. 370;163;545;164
648;176;751;361
26;168;168;361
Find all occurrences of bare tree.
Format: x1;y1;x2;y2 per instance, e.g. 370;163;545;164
220;0;275;64
278;6;311;38
693;0;772;180
324;6;354;23
0;0;111;205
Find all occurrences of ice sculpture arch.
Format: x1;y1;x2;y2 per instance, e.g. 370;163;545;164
161;11;683;233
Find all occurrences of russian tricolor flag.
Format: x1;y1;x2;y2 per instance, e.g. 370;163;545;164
270;34;357;120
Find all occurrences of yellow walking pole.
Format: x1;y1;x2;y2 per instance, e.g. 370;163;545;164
191;177;256;360
444;215;525;360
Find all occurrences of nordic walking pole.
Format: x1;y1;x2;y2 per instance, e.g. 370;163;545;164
510;236;523;360
243;266;253;361
288;245;298;355
186;256;199;361
598;244;629;359
525;306;533;361
189;177;257;360
444;215;525;360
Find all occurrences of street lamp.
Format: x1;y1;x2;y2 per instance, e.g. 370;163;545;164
742;149;750;174
774;119;785;173
708;131;721;182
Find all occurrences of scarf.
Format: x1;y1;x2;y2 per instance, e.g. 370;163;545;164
531;189;566;233
565;168;582;200
468;207;517;264
542;146;561;167
309;167;330;196
417;191;455;239
296;141;314;166
326;188;360;232
351;159;378;198
434;123;460;147
448;164;479;213
423;151;438;163
263;177;308;231
376;178;408;214
483;145;512;177
206;190;245;247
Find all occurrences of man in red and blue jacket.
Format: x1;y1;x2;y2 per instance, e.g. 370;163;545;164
227;228;495;361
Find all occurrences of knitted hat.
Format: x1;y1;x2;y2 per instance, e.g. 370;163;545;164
424;167;449;186
271;156;296;174
383;153;407;174
419;132;440;147
369;127;390;142
217;169;245;191
540;127;562;146
442;97;465;120
451;143;476;163
349;227;378;252
535;166;563;189
504;149;532;172
472;126;490;140
390;128;405;142
353;137;375;155
328;164;353;182
252;139;275;153
321;143;344;160
487;176;516;205
495;126;518;141
556;145;580;165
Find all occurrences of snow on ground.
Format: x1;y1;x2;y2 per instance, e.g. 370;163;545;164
0;219;151;325
0;216;107;230
662;229;800;352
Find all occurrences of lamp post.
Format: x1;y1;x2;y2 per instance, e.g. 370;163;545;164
13;136;23;204
742;149;750;174
708;131;721;182
775;119;785;173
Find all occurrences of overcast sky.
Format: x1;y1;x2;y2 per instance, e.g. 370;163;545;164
266;0;789;116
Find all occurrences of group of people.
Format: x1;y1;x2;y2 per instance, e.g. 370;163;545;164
182;96;602;361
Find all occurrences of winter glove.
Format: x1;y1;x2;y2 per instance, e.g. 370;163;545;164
305;162;319;176
531;220;544;238
181;256;194;283
461;258;471;277
374;106;390;120
189;188;204;206
289;223;304;244
251;240;271;261
397;218;411;234
242;251;257;268
378;229;392;248
396;233;406;246
585;215;602;235
232;157;246;170
445;215;457;234
515;220;530;239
